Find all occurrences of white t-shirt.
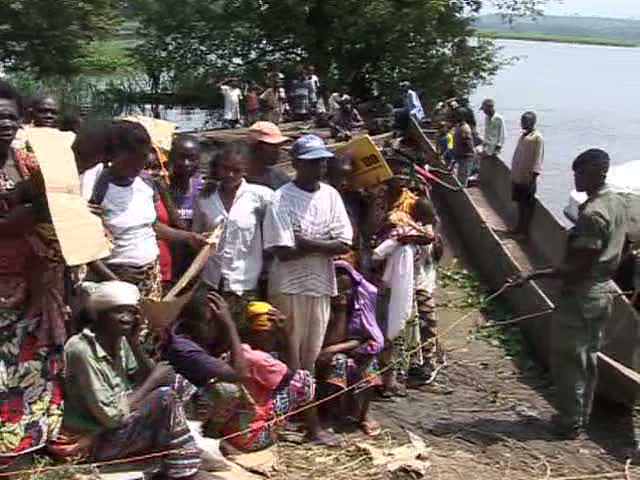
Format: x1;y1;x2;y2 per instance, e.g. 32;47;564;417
193;180;273;294
100;176;159;267
414;244;437;294
263;182;353;297
79;163;105;201
221;85;243;121
308;74;320;102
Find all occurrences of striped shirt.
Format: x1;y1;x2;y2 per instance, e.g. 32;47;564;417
264;182;353;296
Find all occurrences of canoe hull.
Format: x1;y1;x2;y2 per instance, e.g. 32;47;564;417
432;154;640;406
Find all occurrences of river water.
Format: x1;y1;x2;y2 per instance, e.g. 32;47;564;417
471;39;640;219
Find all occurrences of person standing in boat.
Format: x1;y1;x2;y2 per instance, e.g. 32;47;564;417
218;78;243;129
479;99;505;175
305;65;321;114
288;67;313;121
510;111;544;238
510;149;627;439
400;81;425;122
453;107;476;187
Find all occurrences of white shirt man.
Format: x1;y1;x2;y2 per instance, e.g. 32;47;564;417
400;82;425;121
480;99;505;156
193;179;273;294
220;84;243;123
263;135;353;371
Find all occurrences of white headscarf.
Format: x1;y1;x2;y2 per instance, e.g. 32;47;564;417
85;281;140;316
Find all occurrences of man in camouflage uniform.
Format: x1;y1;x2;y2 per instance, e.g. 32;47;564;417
512;148;627;438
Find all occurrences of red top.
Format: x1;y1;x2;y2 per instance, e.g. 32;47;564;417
0;149;39;277
155;198;172;282
246;92;259;112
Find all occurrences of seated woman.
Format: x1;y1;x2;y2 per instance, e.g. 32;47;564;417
316;261;384;436
57;281;213;480
160;289;314;453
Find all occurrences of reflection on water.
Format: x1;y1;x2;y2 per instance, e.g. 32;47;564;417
117;104;223;132
472;40;640;219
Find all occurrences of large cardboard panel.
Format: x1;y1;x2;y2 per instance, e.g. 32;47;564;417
26;128;112;266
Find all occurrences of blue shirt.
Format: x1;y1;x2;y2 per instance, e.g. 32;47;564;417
404;89;425;121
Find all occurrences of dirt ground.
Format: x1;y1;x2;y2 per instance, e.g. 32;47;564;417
274;216;640;480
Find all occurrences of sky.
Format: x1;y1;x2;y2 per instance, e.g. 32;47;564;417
538;0;640;19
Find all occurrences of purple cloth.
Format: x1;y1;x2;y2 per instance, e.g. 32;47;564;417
159;327;228;388
169;175;204;224
334;260;384;355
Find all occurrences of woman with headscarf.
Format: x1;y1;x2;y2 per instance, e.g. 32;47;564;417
55;281;214;480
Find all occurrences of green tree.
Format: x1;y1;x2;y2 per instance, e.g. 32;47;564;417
0;0;120;76
130;0;550;104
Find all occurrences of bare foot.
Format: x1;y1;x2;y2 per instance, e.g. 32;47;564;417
200;450;231;472
304;428;341;447
360;419;382;437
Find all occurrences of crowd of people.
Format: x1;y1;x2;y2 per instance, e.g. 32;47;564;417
0;78;442;478
216;65;426;144
1;73;638;479
435;97;544;239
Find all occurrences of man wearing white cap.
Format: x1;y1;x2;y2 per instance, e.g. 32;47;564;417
62;281;213;480
263;134;353;445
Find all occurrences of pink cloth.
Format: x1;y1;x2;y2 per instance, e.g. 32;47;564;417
241;344;288;395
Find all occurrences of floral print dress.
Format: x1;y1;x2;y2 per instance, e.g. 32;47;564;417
0;149;66;459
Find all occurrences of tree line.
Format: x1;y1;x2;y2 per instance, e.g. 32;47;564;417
0;0;550;104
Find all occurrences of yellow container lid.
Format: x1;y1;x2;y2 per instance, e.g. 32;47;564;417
246;301;272;316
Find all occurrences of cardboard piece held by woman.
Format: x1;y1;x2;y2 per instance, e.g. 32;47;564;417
26;128;112;266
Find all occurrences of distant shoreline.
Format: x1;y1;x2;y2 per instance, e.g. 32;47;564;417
477;31;638;48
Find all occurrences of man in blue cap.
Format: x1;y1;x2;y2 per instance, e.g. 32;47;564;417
263;134;353;445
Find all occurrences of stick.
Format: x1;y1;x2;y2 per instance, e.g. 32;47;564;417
164;226;222;300
596;352;640;386
479;309;554;328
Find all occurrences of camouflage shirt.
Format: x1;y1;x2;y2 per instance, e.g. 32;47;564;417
568;187;627;287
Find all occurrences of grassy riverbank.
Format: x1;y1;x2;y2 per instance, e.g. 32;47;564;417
478;30;639;47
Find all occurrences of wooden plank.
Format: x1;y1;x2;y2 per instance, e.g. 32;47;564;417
597;352;640;386
408;116;438;156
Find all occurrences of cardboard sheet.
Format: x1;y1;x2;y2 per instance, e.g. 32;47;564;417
335;135;393;188
26;128;112;266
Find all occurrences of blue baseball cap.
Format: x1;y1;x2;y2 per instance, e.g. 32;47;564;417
291;134;334;160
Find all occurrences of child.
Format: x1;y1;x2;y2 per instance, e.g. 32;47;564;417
408;197;445;384
316;261;383;436
436;121;454;167
373;195;436;396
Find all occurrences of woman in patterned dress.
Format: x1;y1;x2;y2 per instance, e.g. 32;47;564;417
0;81;66;465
